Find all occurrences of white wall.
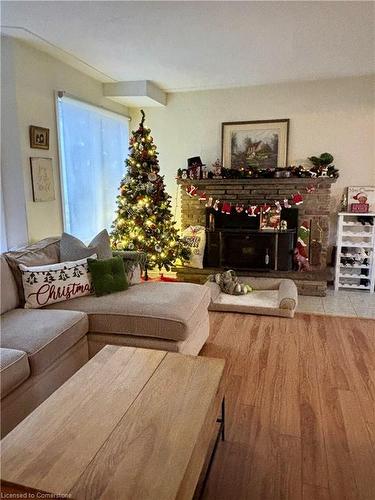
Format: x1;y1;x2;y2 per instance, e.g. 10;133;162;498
1;36;129;244
130;75;375;241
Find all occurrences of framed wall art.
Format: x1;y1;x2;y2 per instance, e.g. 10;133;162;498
347;186;375;213
30;157;55;202
222;119;289;170
29;125;50;150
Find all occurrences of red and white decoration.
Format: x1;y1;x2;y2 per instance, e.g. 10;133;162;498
19;256;96;309
185;184;304;215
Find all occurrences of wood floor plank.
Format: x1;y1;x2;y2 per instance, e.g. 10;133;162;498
201;312;375;500
306;316;360;500
299;315;329;488
338;389;375;500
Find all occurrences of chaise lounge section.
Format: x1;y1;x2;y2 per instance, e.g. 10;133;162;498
0;238;210;436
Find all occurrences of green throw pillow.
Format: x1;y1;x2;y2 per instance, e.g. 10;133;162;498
87;256;128;297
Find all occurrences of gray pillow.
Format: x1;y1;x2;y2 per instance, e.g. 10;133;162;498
60;230;112;262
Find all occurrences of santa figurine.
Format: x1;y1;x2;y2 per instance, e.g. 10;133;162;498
353;192;368;204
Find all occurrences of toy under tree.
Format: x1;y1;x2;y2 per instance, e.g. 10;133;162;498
111;110;190;271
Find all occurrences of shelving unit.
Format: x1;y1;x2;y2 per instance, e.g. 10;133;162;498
334;212;375;292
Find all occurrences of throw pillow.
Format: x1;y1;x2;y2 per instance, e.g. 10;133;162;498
87;256;128;297
4;237;61;306
19;256;95;309
182;225;206;269
60;229;112;262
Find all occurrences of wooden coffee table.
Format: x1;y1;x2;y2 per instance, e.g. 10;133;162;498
1;345;225;499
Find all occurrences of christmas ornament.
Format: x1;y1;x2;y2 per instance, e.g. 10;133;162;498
205;197;213;208
186;185;198;197
199;192;207;201
262;204;271;213
292;192;304;205
155;244;162;253
221;202;231;215
148;172;157;182
213;199;220;211
246;205;259;217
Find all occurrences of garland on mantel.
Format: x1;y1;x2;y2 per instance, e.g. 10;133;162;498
184;183;314;216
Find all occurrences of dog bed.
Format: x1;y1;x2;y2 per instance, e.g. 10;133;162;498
206;277;298;318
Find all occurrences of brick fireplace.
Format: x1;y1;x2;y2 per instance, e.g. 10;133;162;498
176;177;337;296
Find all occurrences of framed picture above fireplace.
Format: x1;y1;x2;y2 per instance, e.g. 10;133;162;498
222;119;289;170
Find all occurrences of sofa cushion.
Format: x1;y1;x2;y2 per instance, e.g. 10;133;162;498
4;237;60;306
60;230;112;262
45;282;210;342
0;309;88;375
1;256;19;314
0;348;30;399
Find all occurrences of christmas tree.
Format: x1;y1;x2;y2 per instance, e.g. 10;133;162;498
111;110;190;271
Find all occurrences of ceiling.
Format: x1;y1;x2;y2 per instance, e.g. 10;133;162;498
1;1;374;92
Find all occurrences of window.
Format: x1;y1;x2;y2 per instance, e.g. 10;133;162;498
57;95;129;242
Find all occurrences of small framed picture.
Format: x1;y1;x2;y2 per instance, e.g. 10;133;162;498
260;209;280;231
347;186;375;213
29;125;49;150
30;157;55;202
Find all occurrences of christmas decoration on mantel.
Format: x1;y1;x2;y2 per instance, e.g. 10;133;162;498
184;182;305;217
111;110;190;271
177;152;339;181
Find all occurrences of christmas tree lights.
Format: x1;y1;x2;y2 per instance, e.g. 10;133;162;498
111;110;190;271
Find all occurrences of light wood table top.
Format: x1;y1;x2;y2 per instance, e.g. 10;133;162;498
1;345;225;500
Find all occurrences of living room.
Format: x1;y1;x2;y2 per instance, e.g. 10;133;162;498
1;1;374;499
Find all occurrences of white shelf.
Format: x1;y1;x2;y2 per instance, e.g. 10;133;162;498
342;232;373;237
338;284;371;290
339;274;370;279
341;244;373;248
335;213;375;293
340;264;370;269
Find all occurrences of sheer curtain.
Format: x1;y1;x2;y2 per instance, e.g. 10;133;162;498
57;95;129;242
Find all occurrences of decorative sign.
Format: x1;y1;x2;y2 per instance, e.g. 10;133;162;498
30;157;55;202
347;186;375;213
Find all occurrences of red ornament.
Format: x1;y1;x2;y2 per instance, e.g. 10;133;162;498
246;205;259;217
186;185;198;197
221;202;231;215
262;203;271;213
292;192;304;205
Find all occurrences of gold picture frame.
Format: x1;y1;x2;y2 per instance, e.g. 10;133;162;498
222;119;289;170
29;125;50;150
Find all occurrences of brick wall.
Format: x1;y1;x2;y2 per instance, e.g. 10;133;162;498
178;177;336;269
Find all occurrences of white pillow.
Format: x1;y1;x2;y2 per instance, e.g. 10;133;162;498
19;255;96;309
182;226;206;269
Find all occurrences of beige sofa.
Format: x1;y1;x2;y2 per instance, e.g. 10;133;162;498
0;238;210;436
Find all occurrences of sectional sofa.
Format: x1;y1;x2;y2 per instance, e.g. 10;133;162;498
0;238;210;437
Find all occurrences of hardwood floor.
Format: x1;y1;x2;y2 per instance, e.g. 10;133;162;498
200;312;375;500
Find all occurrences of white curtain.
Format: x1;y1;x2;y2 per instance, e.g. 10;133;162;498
57;95;129;242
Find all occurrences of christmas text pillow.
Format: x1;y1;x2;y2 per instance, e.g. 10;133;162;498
182;226;206;269
19;256;96;309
